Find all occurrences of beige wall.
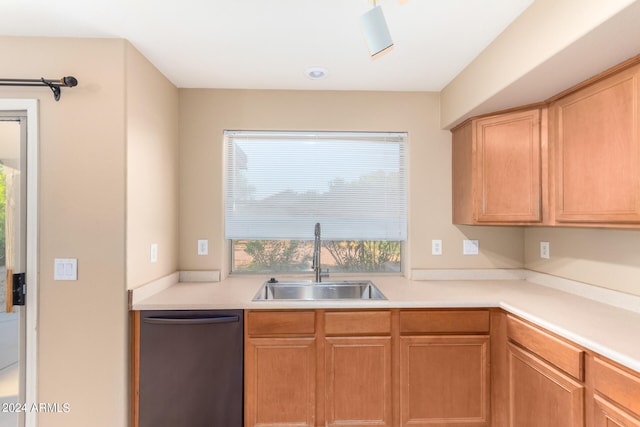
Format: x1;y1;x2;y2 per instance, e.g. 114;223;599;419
178;89;525;278
0;36;178;427
0;37;128;426
525;227;640;296
125;42;179;289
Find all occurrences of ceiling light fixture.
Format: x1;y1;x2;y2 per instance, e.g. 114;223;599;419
305;67;328;80
359;1;394;58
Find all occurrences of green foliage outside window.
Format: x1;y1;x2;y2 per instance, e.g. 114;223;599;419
233;239;400;273
242;240;310;272
324;240;400;272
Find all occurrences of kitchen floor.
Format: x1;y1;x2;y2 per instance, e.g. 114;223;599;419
0;363;18;427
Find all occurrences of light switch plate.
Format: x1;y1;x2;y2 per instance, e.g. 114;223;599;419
54;258;78;281
463;240;479;255
150;243;158;263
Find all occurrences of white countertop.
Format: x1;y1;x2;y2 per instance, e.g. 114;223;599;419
131;273;640;374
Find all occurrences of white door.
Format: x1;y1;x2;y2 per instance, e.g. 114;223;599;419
0;101;38;427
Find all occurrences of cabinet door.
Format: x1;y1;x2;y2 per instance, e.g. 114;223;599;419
594;395;640;427
452;120;474;224
400;335;490;427
592;356;640;426
475;109;542;223
325;336;392;427
508;343;584;427
245;337;316;427
553;64;640;224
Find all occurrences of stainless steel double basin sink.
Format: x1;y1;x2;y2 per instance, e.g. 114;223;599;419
253;279;387;301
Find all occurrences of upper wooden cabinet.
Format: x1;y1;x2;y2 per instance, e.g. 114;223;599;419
451;55;640;229
452;107;544;225
551;61;640;225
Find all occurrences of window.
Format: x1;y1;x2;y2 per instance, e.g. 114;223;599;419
224;130;407;273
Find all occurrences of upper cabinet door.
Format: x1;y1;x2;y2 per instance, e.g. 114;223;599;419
553;63;640;224
475;109;542;223
451;107;543;225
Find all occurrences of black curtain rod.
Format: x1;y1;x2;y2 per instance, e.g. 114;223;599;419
0;76;78;101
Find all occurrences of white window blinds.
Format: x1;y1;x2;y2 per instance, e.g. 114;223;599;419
224;131;407;241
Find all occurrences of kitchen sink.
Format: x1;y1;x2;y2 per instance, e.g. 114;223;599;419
253;280;387;301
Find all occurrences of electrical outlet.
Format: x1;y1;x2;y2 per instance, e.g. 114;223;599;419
463;239;479;255
431;240;443;255
540;241;550;259
150;243;158;263
198;239;209;256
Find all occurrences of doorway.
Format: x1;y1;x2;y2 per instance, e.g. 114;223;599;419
0;100;38;427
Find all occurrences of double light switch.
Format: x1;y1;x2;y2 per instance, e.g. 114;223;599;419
54;258;78;281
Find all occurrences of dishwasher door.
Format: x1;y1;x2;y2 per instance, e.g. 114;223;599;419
139;310;243;427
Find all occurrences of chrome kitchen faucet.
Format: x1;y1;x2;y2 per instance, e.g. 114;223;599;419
312;222;329;282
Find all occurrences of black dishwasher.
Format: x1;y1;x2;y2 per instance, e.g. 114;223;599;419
139;310;243;427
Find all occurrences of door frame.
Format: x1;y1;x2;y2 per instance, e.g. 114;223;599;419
0;99;39;427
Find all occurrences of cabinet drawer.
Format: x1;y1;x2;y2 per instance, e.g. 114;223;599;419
324;311;391;336
593;357;640;417
507;315;584;380
400;309;490;334
247;311;315;336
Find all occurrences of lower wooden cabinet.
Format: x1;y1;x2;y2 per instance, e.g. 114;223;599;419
244;337;316;427
245;309;492;427
399;309;491;427
507;343;584;427
593;395;640;427
242;309;640;427
244;311;317;427
245;310;393;427
325;336;392;427
400;335;490;427
506;315;585;427
324;311;393;427
591;356;640;427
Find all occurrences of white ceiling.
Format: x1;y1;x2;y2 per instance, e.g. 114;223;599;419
2;0;533;91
